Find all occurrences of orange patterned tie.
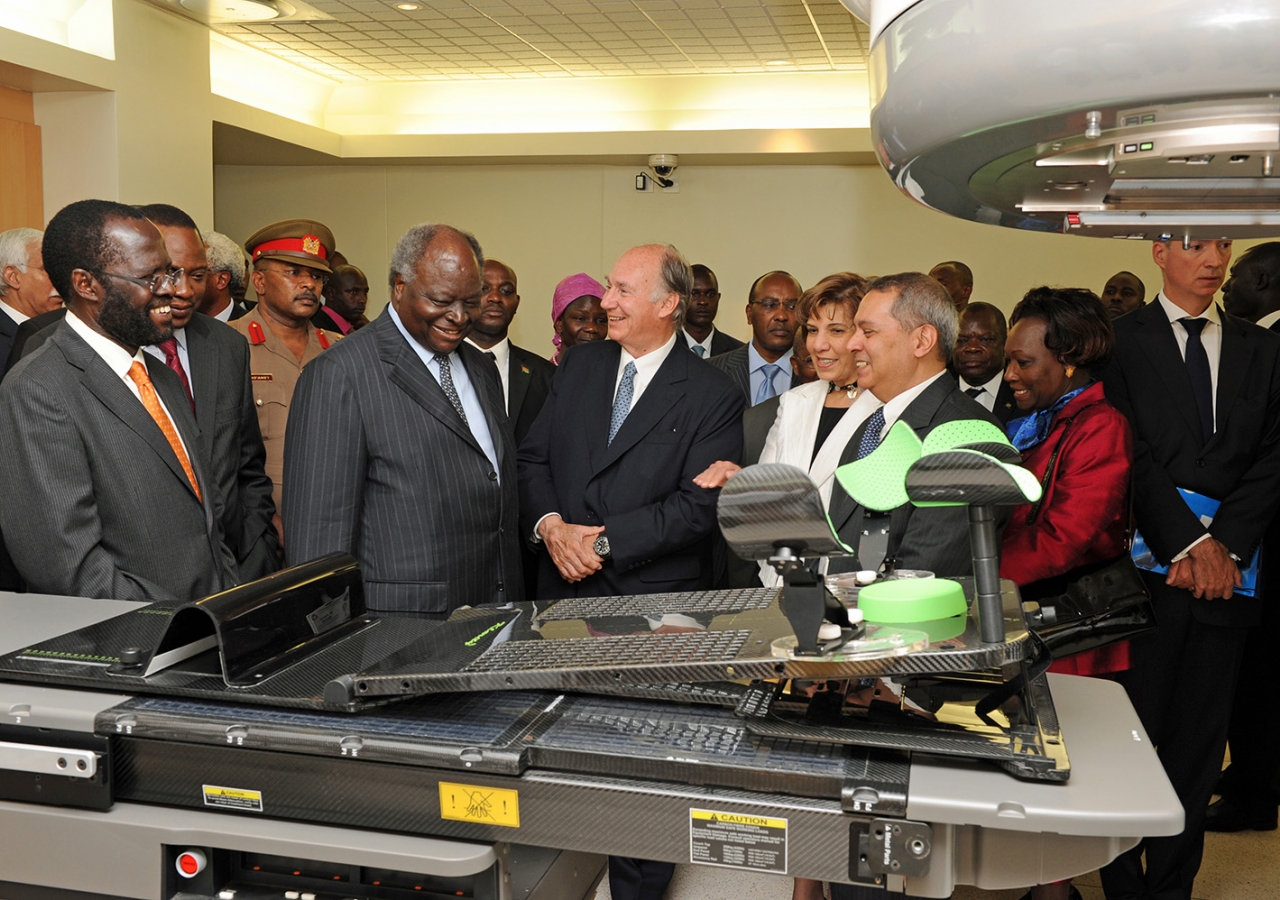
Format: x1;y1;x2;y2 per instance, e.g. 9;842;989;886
127;361;202;502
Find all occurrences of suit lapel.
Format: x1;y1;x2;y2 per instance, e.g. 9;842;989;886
507;351;530;422
458;341;508;469
375;315;482;452
1212;312;1253;447
1131;300;1210;445
600;348;689;469
586;342;623;473
56;329;203;502
183;319;219;441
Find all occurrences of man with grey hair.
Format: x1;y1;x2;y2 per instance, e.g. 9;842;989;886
201;231;252;322
283;222;521;615
825;271;998;584
0;227;60;364
518;242;743;900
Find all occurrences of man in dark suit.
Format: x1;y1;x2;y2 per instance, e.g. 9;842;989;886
465;258;555;446
201;231;253;322
312;264;370;334
826;273;999;581
0;227;61;366
954;301;1017;425
708;270;803;405
517;243;742;899
1099;238;1280;900
683;263;744;357
1199;241;1280;834
0;200;237;602
137;204;279;582
1103;269;1147;319
284;223;522;615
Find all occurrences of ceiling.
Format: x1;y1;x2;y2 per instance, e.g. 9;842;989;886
212;0;870;83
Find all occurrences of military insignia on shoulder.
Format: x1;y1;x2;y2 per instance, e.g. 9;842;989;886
317;329;341;350
247;321;266;345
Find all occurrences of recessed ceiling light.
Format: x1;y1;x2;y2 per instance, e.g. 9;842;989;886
396;2;421;9
765;60;793;67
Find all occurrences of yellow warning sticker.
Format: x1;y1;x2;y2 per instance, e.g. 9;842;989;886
202;785;263;813
439;782;520;827
690;808;787;872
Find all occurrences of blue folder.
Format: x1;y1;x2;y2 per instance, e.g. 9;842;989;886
1131;488;1259;596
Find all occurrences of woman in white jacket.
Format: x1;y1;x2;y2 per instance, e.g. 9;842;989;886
695;272;869;587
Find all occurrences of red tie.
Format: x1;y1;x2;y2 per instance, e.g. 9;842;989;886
159;337;195;415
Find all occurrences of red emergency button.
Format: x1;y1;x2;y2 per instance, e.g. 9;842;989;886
176;849;207;878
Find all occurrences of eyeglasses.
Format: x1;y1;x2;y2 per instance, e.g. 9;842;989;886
97;269;185;293
750;299;799;313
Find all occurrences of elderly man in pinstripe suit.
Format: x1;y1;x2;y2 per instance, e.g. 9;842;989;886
283;223;522;616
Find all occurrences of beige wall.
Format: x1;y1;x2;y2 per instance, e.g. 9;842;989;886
216;161;1168;352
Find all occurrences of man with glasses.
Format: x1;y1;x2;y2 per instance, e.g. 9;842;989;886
284;223;522;615
0;199;238;602
682;264;743;357
708;270;803;405
231;219;342;547
137;205;279;582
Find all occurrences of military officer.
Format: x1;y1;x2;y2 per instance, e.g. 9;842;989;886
231;219;341;547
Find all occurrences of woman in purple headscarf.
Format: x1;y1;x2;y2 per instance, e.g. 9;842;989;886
551;272;608;364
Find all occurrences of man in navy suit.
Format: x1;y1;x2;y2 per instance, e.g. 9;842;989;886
1100;237;1280;899
517;243;743;900
682;263;744;357
954;302;1017;425
0;227;60;366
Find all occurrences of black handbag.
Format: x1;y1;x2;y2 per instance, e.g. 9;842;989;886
1016;416;1155;658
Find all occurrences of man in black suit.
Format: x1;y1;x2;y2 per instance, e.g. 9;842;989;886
1099;238;1280;900
1202;241;1280;835
1103;270;1147;319
284;223;522;615
683;263;744;357
313;264;370;334
709;270;803;405
137;205;279;582
826;273;999;581
201;231;253;322
0;227;61;366
0;200;237;602
954;301;1017;425
517;242;742;899
465;258;555;446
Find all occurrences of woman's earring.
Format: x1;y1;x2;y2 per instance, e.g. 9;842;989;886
1065;365;1075;379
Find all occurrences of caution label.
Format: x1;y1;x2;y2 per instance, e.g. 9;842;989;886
689;808;787;873
439;782;520;828
202;785;263;813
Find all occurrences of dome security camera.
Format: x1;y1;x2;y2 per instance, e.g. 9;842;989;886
648;154;678;178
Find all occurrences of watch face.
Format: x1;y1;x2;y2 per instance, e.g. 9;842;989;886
594;536;610;556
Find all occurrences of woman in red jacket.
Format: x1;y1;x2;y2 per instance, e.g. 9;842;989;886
1001;285;1135;676
1001;286;1134;900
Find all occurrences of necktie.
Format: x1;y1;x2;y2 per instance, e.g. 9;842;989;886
1180;318;1214;441
692;345;706;358
609;361;636;445
159;337;195;415
964;386;984;398
484;350;497;365
856;406;887;460
755;363;782;405
434;353;469;426
127;361;202;501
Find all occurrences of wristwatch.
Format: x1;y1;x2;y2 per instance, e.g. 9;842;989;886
593;534;612;559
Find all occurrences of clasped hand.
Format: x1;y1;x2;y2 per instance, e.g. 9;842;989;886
1165;537;1242;600
538;514;605;583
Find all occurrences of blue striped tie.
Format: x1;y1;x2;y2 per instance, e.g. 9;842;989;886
609;362;636;445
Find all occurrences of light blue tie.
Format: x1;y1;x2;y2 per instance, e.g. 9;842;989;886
755;363;782;405
692;345;706;358
609;362;637;445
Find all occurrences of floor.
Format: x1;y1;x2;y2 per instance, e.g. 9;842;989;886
590;812;1279;900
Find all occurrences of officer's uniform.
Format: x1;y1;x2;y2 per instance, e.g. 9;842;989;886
231;305;338;512
230;219;341;515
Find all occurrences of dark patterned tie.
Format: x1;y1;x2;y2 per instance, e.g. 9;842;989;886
609;362;636;445
964;386;984;399
1179;318;1214;441
159;337;195;415
484;350;497;366
434;353;468;426
856;406;887;459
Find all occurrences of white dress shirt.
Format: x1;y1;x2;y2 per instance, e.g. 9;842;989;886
65;311;192;459
465;335;510;410
1156;292;1221;420
957;370;1004;413
0;300;29;325
614;330;679;414
683;327;715;358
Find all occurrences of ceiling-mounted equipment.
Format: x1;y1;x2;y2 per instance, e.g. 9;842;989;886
144;0;332;24
842;0;1280;241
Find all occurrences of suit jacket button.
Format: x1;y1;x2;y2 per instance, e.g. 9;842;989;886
1197;459;1206;468
487;470;497;481
496;582;504;591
